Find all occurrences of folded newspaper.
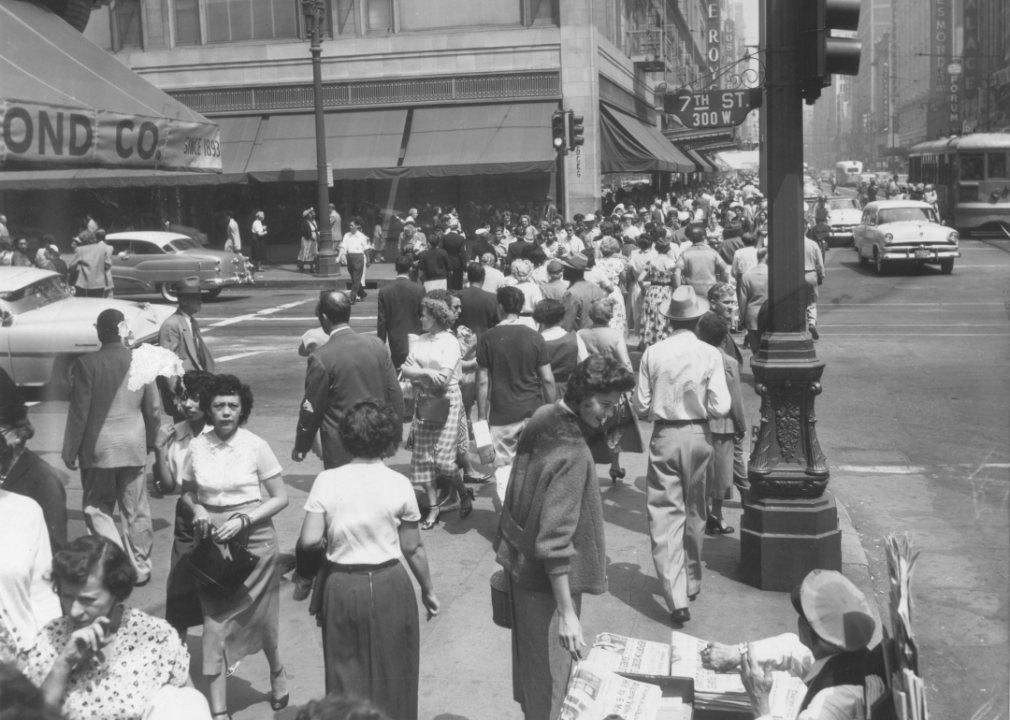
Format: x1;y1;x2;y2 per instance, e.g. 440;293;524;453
559;662;662;720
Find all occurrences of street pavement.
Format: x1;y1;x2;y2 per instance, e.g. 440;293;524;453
24;238;1010;719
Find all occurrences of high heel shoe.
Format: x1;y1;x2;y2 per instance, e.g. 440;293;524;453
421;506;440;530
706;516;735;535
269;665;289;711
609;468;627;484
459;488;475;519
211;712;232;720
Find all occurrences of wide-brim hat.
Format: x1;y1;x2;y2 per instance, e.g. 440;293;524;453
172;276;203;296
583;213;597;222
662;285;710;320
793;569;875;651
557;251;588;271
302;208;313;217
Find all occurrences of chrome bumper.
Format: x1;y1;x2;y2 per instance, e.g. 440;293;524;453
882;247;961;261
203;273;255;289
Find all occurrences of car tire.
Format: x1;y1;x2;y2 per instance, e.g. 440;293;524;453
939;258;954;274
159;283;178;303
874;249;887;275
203;289;223;300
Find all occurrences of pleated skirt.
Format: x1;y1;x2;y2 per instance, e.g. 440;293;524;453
320;562;420;720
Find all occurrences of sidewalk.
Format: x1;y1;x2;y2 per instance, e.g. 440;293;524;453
25;406;882;720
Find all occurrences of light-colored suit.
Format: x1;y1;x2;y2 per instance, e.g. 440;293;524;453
739;263;769;351
159;310;215;373
63;343;161;580
70;242;113;291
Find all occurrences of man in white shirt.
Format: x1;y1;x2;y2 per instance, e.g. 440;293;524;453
342;217;370;303
633;286;730;624
701;569;880;720
479;252;506;294
804;235;825;340
250;211;267;272
224;212;241;253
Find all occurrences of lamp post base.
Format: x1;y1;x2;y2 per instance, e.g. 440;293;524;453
314;251;342;278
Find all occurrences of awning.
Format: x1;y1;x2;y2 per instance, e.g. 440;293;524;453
0;0;220;173
599;105;694;174
682;147;715;173
399;103;557;177
244;110;409;182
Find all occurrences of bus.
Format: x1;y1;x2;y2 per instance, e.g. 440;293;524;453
835;160;863;187
909;132;1010;236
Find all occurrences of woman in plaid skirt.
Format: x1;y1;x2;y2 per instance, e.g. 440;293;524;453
400;296;474;529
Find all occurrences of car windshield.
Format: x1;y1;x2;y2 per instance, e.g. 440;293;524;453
829;199;859;210
0;276;73;315
878;207;937;224
166;238;201;251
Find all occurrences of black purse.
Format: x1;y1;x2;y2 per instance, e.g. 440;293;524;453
188;528;259;595
415;394;451;423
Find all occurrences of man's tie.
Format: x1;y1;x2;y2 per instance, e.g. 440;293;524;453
191;316;207;369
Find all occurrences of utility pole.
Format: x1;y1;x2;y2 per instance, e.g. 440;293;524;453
741;0;861;591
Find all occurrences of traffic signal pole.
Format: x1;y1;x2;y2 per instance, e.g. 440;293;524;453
739;0;841;590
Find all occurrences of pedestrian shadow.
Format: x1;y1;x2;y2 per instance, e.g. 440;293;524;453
65;508;171;533
185;637;274;716
598;473;649;537
283;473;317;494
440;505;498;545
701;533;745;583
605;559;671;625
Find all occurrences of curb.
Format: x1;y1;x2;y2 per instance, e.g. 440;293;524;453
835;493;886;642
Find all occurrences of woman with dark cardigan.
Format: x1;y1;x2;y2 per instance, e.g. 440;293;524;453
298;399;439;720
494;355;635;720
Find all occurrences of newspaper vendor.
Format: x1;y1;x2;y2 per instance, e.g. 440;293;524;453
700;570;884;720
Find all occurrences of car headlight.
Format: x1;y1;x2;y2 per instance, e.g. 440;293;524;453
947;231;959;244
884;233;894;244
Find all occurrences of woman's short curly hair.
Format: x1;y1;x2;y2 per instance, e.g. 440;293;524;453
294;694;390;720
176;370;215;406
338;399;403;459
420;296;455;330
532;298;566;327
52;535;136;602
564;354;636;408
200;374;254;426
588;297;615;325
599;236;622;256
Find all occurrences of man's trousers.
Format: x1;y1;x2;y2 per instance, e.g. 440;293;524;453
82;466;153;582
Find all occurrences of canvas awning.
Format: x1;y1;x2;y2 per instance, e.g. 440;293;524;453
682;146;715;173
599;105;695;174
0;0;220;173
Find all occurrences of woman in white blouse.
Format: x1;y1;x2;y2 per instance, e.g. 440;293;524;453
298;399;439;720
400;296;473;528
179;374;289;719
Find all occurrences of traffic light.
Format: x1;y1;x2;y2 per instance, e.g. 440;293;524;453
551;112;566;152
568;114;584;151
799;0;862;104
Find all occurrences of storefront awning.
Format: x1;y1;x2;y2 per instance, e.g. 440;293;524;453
399;103;557;177
599;105;695;174
0;0;220;173
682;147;715;173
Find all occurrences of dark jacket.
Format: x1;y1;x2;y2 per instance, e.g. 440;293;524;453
441;231;468;270
561;280;607;332
2;450;68;551
377;276;425;367
494;403;607;595
456;286;499;338
418;247;451;280
295;327;403;470
506;239;533;268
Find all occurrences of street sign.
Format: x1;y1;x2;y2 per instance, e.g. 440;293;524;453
663;88;762;129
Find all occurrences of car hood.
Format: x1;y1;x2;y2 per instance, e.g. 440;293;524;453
879;221;953;240
830;209;863;224
15;297;176;342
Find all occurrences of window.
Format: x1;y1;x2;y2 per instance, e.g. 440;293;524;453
364;0;391;32
112;0;143;49
960;153;984;182
131;241;163;255
332;0;357;36
175;0;201;44
988;152;1008;180
207;0;298;42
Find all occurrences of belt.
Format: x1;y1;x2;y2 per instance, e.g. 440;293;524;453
329;558;399;574
654;418;708;427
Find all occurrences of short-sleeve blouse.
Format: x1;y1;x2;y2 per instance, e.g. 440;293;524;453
304;460;422;565
407;330;462;387
181;428;282;506
23;609;190;720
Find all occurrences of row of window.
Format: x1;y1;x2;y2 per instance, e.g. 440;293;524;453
910;151;1010;186
109;0;556;50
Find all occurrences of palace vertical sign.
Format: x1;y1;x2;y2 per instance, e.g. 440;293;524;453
706;1;722;83
929;0;953;138
963;0;979;100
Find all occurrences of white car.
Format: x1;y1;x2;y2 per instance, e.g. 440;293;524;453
853;200;960;274
825;196;863;245
0;267;176;398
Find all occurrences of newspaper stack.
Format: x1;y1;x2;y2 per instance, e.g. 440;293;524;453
586;633;671;676
670;632;750;713
559;662;662;720
881;533;927;720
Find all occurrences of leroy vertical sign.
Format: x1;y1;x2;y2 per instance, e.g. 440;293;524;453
706;2;722;77
664;89;762;129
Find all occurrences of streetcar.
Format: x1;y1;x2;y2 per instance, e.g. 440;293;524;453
835;160;863;187
908;133;1010;236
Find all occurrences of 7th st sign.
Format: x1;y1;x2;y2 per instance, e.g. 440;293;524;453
664;88;762;129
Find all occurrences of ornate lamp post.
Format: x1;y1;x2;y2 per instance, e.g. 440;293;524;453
302;0;338;277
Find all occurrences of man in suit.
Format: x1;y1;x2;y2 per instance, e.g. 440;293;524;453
441;216;469;290
457;263;499;338
560;252;607;332
63;309;161;585
158;277;215;418
739;248;769;352
291;290;403;599
377;255;425;369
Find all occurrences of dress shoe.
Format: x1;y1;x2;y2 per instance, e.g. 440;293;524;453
670;608;691;624
688;590;700;602
809;324;820;340
291;574;313;602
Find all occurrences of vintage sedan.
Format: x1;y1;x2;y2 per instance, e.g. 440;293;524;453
101;231;253;301
825;196;863;245
0;266;176;398
853;200;960;274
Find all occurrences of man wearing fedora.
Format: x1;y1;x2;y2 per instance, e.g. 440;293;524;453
701;569;883;720
159;277;216;421
634;285;730;625
559;251;607;332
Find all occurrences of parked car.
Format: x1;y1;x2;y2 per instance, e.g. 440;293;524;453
97;231;253;301
853;200;960;274
0;266;176;398
825;196;863;245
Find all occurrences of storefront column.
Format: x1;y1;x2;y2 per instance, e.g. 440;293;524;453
558;0;601;216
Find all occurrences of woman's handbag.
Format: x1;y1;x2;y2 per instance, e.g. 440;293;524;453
415;394;451;423
490;570;512;629
188;529;259;595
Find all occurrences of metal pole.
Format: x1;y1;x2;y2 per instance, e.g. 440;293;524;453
307;0;337;277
